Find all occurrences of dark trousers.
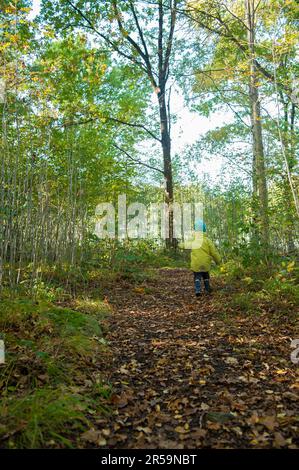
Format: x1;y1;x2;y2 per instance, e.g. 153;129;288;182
194;271;211;293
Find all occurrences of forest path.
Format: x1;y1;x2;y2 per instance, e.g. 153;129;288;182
95;268;298;449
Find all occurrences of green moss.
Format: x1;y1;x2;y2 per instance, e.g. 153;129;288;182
0;387;89;448
0;293;111;448
43;306;102;337
72;298;111;316
0;298;40;328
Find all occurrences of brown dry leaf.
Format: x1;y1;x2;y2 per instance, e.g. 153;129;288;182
81;429;99;443
247;412;259;425
274;432;287;448
260;416;278;431
81;429;106;446
207;422;221;431
158;439;184;449
200;402;210;411
290;381;299;390
167;398;184;410
152;340;165;348
110;392;130;408
118;365;130;375
136;426;152;434
224;357;239;365
190;429;207;439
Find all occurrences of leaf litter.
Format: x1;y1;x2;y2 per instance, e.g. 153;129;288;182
90;269;298;449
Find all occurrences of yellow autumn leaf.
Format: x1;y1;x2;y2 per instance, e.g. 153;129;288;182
287;261;295;272
275;369;288;375
175;426;189;434
134;287;145;294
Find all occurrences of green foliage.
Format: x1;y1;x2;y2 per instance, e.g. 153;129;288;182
228;291;258;314
220;259;245;280
0;388;89;448
85;238;188;283
216;254;299;319
0;293;111;448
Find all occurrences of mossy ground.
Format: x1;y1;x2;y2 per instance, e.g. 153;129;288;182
0;292;112;448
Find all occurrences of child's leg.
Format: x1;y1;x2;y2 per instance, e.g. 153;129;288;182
202;272;211;293
194;272;202;295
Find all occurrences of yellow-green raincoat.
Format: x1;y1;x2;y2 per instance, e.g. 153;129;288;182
180;232;221;272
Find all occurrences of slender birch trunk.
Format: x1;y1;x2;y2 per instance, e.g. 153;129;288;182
245;0;269;250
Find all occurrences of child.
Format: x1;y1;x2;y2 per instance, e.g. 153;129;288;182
181;219;221;297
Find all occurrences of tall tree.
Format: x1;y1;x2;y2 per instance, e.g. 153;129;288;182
185;0;298;251
184;0;282;249
245;0;269;249
40;0;183;247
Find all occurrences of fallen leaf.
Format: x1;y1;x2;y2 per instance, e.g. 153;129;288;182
224;357;238;365
175;426;189;434
260;416;278;431
274;432;287;448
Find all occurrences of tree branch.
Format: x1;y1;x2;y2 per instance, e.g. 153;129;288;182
105;116;161;142
112;0;158;87
164;0;178;83
112;143;164;174
180;5;296;104
65;0;148;73
60;115;161;142
158;0;164;85
128;0;155;83
218;0;250;31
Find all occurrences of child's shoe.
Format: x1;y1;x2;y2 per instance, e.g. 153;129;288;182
195;278;201;297
204;280;212;294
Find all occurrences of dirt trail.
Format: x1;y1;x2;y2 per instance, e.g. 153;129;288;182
97;269;298;449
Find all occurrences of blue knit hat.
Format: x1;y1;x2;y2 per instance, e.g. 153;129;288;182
194;219;207;232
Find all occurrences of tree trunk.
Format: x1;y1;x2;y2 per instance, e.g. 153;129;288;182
245;0;269;250
158;84;175;247
157;0;177;248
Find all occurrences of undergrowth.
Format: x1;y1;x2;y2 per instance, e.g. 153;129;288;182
215;256;299;320
0;294;112;448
